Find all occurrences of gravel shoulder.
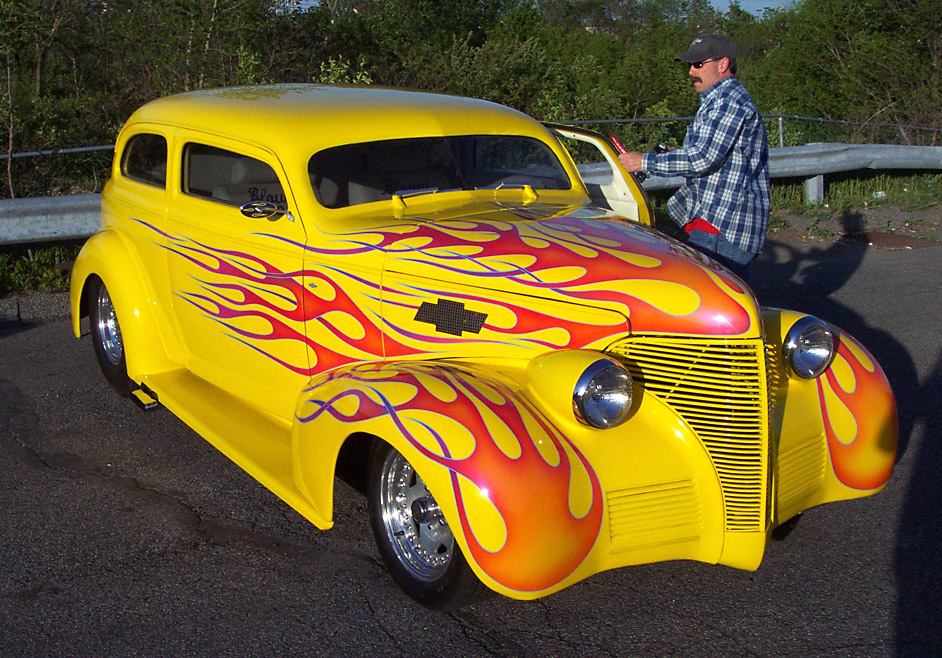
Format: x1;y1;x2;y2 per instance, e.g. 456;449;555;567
768;202;941;249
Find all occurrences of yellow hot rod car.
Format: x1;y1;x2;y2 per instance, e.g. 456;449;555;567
70;85;897;609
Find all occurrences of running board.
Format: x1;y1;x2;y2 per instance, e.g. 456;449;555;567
137;369;331;530
130;382;160;411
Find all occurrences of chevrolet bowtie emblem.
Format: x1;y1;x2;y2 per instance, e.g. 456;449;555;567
414;299;487;337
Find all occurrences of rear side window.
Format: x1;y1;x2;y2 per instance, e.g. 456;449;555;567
121;134;167;187
183;143;285;209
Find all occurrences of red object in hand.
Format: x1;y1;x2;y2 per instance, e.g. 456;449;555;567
610;135;628;154
685;218;722;235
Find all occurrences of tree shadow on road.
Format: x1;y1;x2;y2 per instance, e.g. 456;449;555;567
892;354;941;656
754;213;918;458
753;225;939;657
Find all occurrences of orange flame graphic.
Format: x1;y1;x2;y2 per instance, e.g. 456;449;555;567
299;362;603;592
140;209;755;379
817;333;897;490
316;214;754;336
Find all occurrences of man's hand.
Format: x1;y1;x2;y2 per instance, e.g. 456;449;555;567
618;151;644;173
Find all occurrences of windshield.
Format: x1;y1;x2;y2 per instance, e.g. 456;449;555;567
309;135;571;209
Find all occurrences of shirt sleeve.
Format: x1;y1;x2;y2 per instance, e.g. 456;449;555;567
643;97;750;178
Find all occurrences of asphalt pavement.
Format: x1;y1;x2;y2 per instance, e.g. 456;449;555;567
1;236;939;657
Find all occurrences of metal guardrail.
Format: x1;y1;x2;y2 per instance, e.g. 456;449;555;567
1;143;940;246
0;194;101;245
632;143;942;201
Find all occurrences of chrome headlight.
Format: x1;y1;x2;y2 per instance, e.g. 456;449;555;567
783;316;837;379
572;358;633;429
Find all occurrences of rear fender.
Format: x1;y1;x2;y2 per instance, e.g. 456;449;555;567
70;229;178;380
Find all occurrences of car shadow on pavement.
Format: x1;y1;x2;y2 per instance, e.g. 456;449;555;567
752;232;941;657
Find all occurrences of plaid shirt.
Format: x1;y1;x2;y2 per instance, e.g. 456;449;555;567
643;76;770;254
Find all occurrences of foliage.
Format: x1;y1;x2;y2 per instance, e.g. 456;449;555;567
0;243;78;296
748;0;941;136
769;172;942;213
0;0;939;199
313;57;374;85
827;172;942;212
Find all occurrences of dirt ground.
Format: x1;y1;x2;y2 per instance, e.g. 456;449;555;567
767;203;941;249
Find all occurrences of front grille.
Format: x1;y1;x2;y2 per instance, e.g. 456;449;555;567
606;335;769;532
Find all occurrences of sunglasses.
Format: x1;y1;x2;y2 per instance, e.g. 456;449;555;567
690;58;719;69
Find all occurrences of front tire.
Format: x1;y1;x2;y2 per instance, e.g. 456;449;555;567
368;441;488;610
87;277;134;396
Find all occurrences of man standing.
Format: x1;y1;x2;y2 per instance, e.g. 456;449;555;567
619;34;770;282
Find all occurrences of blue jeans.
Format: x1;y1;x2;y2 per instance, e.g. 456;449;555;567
686;229;757;283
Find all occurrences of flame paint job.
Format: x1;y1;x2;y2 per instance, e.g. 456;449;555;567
137;218;388;374
298;362;603;592
304;211;756;338
818;333;897;490
137;207;758;378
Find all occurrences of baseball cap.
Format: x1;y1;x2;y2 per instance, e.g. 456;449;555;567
675;34;738;63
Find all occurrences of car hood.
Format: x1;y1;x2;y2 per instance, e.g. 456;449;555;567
378;203;759;338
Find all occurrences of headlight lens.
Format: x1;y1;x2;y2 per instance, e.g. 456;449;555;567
572;358;633;429
783;316;837;379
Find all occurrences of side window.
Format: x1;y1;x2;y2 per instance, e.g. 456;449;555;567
183;143;286;209
121;133;167;187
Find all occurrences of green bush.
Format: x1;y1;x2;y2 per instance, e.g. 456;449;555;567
0;244;79;297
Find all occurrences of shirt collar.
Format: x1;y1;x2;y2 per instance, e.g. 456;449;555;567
700;75;737;101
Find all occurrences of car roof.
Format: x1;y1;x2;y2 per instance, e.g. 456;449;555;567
125;84;547;154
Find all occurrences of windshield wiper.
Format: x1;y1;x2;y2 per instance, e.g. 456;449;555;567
391;186;464;213
393;187;441;199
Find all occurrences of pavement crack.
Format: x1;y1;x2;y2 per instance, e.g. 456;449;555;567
3;416;297;554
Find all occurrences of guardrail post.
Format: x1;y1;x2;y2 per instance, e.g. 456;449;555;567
804;174;825;206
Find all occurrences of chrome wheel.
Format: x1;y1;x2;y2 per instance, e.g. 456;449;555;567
368;441;488;609
94;285;124;366
87;277;133;396
377;448;454;582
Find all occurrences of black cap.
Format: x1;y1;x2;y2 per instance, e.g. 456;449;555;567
675;34;738;63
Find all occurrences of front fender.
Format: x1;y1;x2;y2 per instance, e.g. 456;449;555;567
70;229;178;380
763;309;897;522
292;352;728;599
292;358;608;597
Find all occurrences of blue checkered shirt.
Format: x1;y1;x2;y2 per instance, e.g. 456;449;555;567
642;76;770;255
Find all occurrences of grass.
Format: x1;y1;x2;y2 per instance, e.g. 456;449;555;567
772;171;942;213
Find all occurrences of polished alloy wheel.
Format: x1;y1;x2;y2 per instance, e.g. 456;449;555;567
378;449;454;582
95;286;124;366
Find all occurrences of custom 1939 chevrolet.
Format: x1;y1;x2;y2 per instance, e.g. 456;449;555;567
70;84;896;609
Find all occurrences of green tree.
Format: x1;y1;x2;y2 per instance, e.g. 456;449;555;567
751;0;940;141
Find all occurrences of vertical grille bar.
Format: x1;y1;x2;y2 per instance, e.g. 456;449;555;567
606;336;769;531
